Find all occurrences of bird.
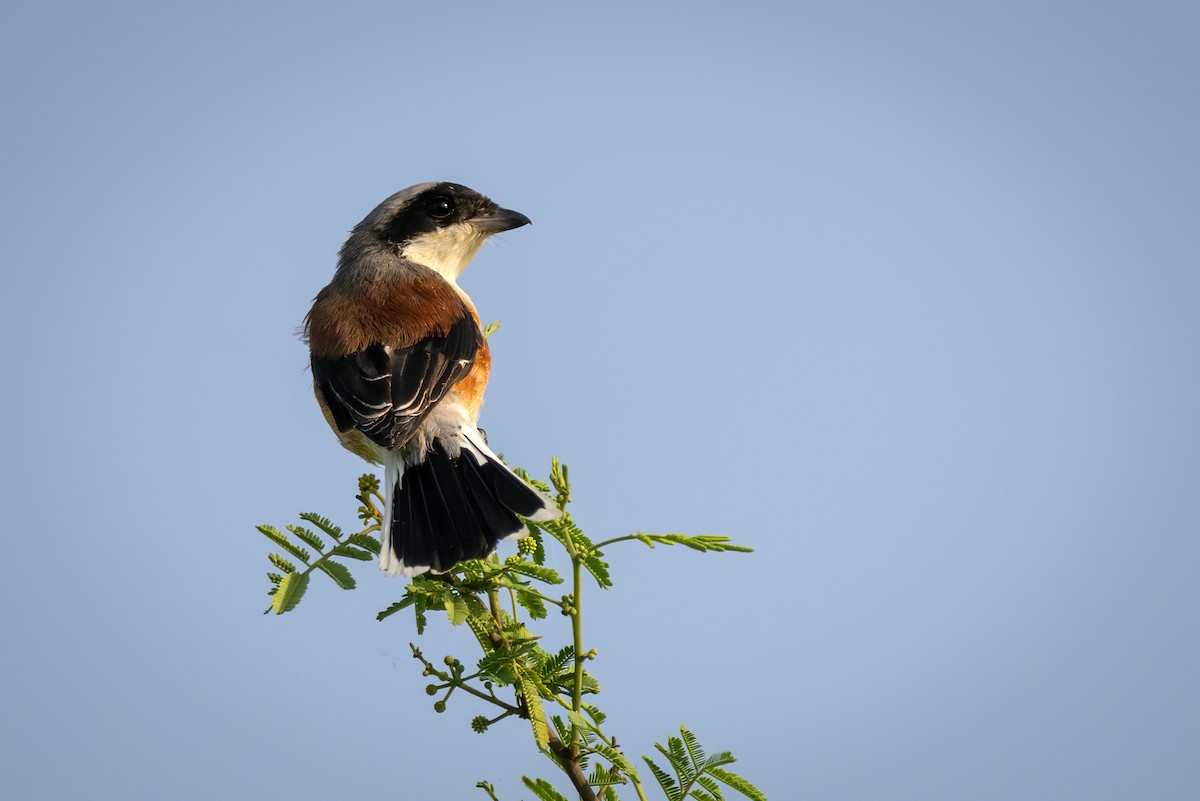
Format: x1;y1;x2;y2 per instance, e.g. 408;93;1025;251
304;182;560;577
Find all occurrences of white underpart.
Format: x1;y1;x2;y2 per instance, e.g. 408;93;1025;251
400;223;490;285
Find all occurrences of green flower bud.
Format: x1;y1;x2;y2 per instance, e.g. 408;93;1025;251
471;716;490;733
433;701;446;713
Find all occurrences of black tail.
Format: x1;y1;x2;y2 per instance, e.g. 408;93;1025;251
381;430;558;576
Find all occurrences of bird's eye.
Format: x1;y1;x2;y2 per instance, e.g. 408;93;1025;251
426;196;454;220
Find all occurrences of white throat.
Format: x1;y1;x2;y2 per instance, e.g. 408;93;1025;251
401;223;489;284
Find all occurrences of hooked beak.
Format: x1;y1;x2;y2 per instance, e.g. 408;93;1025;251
469;205;532;234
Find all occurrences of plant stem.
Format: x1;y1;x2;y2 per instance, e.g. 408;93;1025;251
547;723;597;801
591;534;638;549
571;556;584;716
488;587;504;628
555;519;587;757
454;681;522;714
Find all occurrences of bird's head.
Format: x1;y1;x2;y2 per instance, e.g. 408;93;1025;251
341;182;531;283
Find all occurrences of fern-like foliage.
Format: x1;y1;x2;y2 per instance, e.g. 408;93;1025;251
522;777;571;801
644;727;765;801
255;476;382;614
256;461;765;799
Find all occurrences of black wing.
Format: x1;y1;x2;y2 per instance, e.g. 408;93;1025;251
311;315;480;451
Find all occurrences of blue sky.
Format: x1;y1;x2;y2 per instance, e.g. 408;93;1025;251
3;2;1197;799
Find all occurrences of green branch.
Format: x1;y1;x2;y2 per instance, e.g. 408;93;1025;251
592;533;753;553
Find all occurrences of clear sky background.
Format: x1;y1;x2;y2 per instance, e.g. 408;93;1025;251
2;2;1197;799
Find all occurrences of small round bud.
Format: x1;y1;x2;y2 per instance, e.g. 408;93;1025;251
422;668;432;676
471;715;490;733
586;649;598;660
505;554;522;566
425;684;438;696
433;701;446;713
517;537;537;555
443;655;458;667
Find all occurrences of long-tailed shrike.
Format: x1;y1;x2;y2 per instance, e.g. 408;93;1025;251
305;182;559;577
